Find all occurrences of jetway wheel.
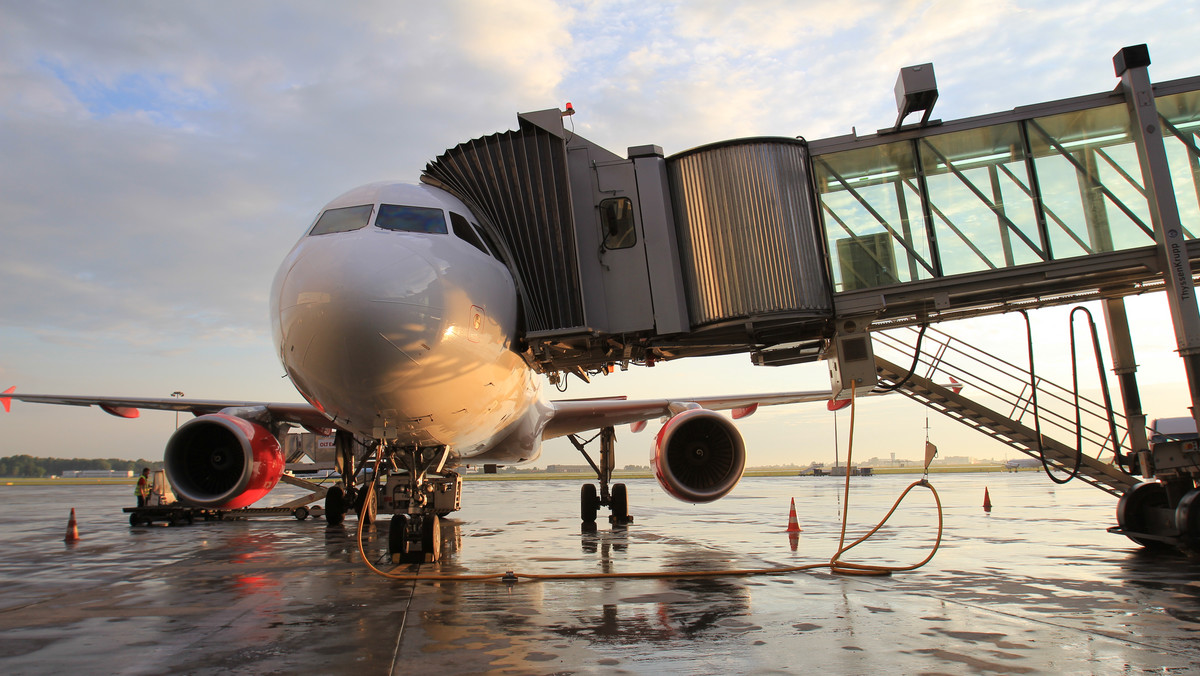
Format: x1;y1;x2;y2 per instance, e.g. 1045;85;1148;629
1117;481;1169;549
1175;489;1200;550
581;484;599;523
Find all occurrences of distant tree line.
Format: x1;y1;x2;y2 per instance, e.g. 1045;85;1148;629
0;455;160;478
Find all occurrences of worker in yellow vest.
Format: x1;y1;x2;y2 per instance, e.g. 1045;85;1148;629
135;467;152;508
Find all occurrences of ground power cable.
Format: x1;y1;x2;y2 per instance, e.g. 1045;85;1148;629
354;386;944;582
1021;309;1083;484
1069;306;1124;470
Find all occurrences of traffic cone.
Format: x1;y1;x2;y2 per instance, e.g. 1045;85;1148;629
64;508;80;543
786;498;802;533
983;487;992;513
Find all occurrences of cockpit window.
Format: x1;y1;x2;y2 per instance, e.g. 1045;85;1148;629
449;212;490;256
309;204;373;236
376;205;448;234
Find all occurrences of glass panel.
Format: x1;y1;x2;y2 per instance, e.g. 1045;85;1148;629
599;197;636;250
815;142;933;291
308;204;373;236
919;124;1044;275
375;204;447;234
471;222;503;259
1158;90;1200;240
449;212;489;255
1028;104;1153;258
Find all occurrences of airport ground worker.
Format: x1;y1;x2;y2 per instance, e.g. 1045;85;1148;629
135;467;152;508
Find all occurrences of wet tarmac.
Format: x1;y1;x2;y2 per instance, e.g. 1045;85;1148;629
2;473;1199;675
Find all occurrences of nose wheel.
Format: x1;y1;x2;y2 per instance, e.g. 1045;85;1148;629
389;513;442;563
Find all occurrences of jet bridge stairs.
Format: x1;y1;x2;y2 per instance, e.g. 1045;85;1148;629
871;324;1137;498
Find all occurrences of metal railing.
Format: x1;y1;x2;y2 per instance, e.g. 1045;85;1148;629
873;324;1130;467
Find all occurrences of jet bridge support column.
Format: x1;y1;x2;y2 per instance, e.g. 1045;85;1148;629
1116;45;1200;434
1104;296;1151;476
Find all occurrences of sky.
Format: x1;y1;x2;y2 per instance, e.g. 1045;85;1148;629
1;0;1198;469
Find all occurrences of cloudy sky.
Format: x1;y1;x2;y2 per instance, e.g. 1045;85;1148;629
1;1;1198;468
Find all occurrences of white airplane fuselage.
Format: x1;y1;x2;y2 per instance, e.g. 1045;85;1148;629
271;182;551;466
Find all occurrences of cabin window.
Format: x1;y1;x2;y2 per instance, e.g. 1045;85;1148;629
376;205;448;234
599;197;636;250
309;204;374;236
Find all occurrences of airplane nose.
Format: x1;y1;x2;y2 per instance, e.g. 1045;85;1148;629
274;232;446;412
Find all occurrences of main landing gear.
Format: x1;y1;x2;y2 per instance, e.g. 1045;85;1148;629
570;427;632;527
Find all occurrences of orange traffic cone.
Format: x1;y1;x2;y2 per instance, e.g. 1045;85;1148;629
983;487;992;513
64;508;80;543
786;497;802;533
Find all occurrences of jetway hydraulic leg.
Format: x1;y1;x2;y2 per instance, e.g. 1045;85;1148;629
1103;296;1151;477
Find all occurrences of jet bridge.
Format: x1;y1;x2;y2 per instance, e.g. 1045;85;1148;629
424;47;1200;383
424;45;1200;549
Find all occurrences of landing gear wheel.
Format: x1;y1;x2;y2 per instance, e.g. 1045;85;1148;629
1117;481;1170;549
581;484;599;523
354;486;376;524
422;514;441;562
610;483;629;524
1176;489;1200;551
389;513;413;559
325;486;347;526
293;506;310;521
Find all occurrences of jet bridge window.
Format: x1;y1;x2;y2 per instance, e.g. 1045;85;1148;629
309;204;373;236
375;205;448;234
599;197;636;250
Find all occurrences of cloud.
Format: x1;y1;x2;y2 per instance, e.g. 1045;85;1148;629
0;1;577;353
0;0;1198;461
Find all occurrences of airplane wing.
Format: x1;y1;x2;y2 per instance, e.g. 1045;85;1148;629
542;388;887;439
1;388;333;431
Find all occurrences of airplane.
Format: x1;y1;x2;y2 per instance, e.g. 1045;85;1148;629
3;180;897;562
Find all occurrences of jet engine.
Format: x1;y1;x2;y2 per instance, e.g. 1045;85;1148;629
164;413;285;509
652;408;746;503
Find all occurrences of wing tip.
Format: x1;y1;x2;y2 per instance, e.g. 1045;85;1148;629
2;386;14;413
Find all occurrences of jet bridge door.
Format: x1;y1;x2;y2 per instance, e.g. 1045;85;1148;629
568;146;657;335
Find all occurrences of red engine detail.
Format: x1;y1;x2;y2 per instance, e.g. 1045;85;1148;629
164;413;284;509
651;408;746;503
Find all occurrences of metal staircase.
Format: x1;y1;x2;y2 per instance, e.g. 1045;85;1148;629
873;325;1138;497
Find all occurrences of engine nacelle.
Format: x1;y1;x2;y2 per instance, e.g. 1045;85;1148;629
652;408;746;503
164;413;285;509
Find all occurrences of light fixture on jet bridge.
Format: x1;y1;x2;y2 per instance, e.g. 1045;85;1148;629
891;62;938;132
